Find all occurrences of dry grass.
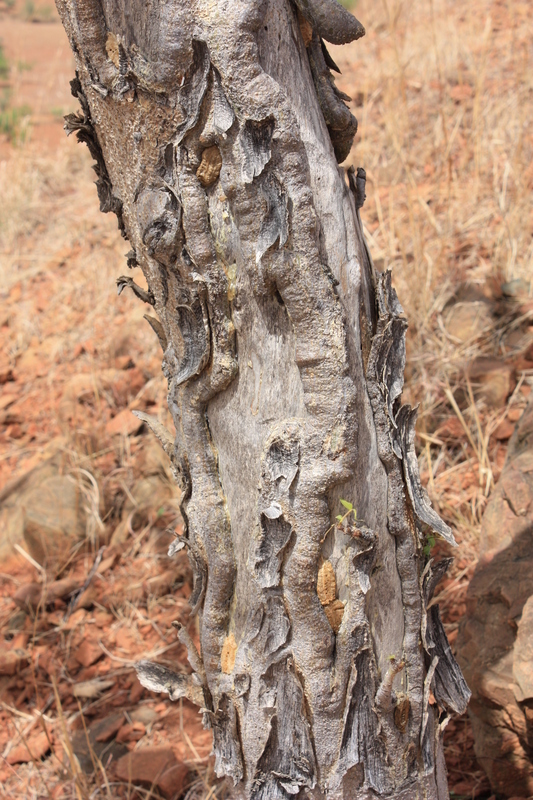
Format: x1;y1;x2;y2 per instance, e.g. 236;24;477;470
334;0;533;556
0;143;138;348
0;141;169;490
1;0;532;797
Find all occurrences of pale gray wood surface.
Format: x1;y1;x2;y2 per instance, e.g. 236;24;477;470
55;0;469;796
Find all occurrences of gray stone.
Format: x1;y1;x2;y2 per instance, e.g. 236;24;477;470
129;705;159;725
22;475;87;567
71;714;129;775
0;454;72;562
457;393;533;797
444;300;493;343
513;595;533;703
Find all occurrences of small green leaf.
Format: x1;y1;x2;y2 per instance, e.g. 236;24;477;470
340;499;353;512
336;515;343;522
157;507;166;517
423;536;436;557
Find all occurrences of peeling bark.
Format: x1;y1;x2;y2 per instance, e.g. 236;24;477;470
56;1;469;797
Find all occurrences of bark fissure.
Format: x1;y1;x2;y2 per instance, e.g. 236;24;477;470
55;0;469;797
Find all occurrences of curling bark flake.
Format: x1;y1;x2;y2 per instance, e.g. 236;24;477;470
55;0;470;797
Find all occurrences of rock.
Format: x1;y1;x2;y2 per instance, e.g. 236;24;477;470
10;632;29;649
7;609;27;632
0;454;64;561
58;368;144;422
98;550;121;573
449;83;473;101
47;577;80;601
0;362;14;384
73;679;116;700
143;569;179;598
71;714;128;774
137;436;173;478
131;474;172;509
457;393;533;796
502;278;529;298
504;328;531;352
22;475;88;567
0;392;18;410
14;578;80;611
444;300;493;343
513;596;533;702
74;584;99;610
116;721;145;743
13;583;42;610
493;419;515;441
7;731;50;765
0;649;28;677
115;747;188;800
130;706;158;726
467;358;514;408
129;676;145;703
108;367;146;407
73;639;103;668
109;517;130;546
110;473;177;545
93;713;125;742
106;408;144;437
74;583;99;610
435;416;465;442
508;407;523;423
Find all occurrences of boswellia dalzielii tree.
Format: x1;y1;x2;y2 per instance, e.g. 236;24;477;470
54;0;471;797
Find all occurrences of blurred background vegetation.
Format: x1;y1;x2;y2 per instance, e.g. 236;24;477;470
0;0;531;797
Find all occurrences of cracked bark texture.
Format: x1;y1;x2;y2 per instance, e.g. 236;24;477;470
55;1;470;797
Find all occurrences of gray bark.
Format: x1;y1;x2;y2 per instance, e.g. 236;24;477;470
54;0;470;797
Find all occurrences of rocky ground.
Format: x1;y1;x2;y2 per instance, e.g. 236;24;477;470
0;0;532;797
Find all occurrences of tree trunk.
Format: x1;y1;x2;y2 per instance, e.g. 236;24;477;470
54;1;470;797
